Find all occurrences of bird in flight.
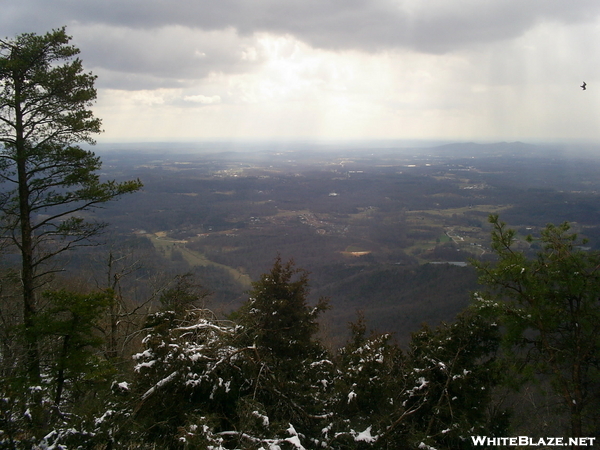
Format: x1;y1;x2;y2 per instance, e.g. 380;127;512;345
581;82;587;90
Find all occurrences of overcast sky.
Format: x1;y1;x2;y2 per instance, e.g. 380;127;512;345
3;0;600;143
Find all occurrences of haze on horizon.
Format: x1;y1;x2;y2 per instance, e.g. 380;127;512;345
3;1;600;144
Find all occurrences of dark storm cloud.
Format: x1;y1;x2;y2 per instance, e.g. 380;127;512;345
5;0;600;52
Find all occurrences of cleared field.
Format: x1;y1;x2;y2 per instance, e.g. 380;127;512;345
405;204;511;224
345;244;369;253
273;209;312;217
148;234;252;288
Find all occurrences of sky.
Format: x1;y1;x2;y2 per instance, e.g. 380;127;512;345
2;0;600;144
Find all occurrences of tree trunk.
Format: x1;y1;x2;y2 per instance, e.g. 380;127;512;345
106;253;119;360
54;333;71;406
15;79;40;383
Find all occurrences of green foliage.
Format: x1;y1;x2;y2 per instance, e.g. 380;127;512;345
0;27;101;147
402;309;506;449
473;215;600;437
233;257;334;447
327;308;504;450
237;256;329;363
36;289;113;405
130;307;243;449
330;315;406;449
0;289;115;448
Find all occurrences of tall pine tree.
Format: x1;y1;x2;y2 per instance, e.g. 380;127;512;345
0;28;141;381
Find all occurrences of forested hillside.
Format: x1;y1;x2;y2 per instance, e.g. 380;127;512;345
2;223;599;449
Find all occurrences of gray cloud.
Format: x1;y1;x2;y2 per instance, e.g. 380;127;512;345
71;25;264;89
3;0;599;90
5;0;600;52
